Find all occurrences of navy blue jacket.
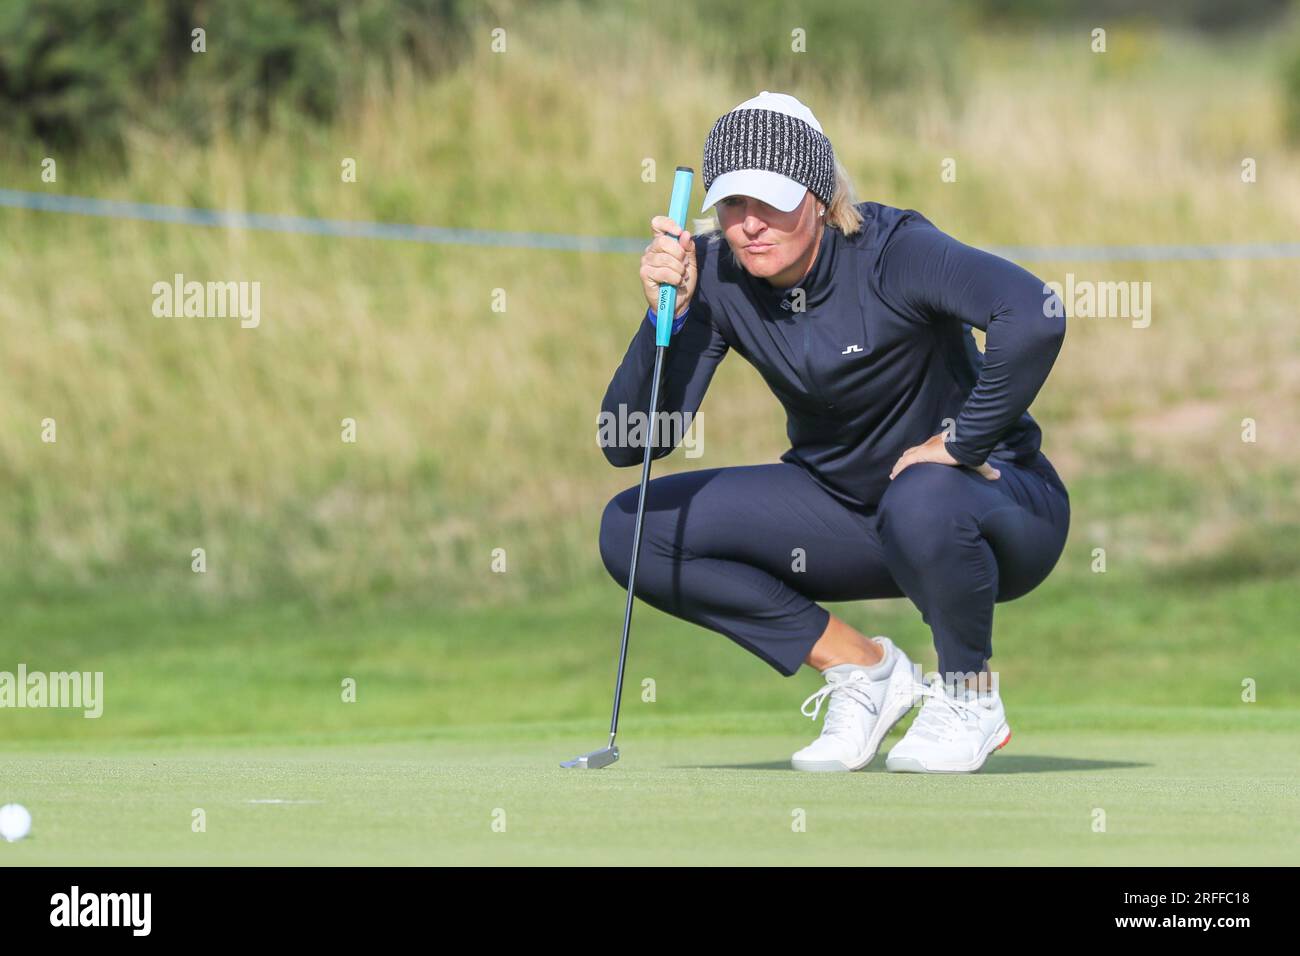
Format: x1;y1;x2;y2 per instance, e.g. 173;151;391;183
600;201;1066;512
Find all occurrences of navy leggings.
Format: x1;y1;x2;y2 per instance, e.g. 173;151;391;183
599;453;1070;678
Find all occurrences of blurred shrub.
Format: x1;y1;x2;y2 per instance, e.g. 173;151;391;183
971;0;1292;32
1285;37;1300;142
0;0;169;150
0;0;482;153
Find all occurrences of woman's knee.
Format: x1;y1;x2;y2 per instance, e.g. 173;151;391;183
983;507;1068;602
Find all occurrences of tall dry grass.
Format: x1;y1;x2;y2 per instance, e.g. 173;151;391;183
1;12;1297;606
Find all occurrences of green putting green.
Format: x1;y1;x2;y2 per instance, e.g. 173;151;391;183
2;709;1297;866
1;575;1296;865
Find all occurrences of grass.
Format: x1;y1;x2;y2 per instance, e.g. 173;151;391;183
3;720;1297;865
1;17;1298;605
1;8;1297;865
0;551;1297;745
1;545;1295;864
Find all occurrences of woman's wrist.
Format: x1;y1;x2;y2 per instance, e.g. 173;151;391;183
644;304;691;334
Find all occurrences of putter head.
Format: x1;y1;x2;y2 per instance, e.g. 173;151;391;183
561;745;619;769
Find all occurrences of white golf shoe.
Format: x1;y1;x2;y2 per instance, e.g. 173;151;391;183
790;637;917;772
885;676;1012;773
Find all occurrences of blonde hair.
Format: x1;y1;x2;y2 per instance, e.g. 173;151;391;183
824;158;863;237
694;157;864;239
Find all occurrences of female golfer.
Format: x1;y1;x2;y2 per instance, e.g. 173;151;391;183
598;91;1070;773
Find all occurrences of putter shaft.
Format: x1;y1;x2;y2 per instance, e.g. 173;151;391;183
562;345;666;769
608;344;667;742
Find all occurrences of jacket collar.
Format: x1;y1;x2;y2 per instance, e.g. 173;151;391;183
743;222;839;315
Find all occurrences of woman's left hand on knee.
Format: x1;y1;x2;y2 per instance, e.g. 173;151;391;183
889;433;1001;482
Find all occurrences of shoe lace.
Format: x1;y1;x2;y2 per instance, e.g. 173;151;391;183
907;677;984;743
801;671;878;736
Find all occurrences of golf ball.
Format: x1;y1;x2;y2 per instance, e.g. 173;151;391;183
0;804;32;842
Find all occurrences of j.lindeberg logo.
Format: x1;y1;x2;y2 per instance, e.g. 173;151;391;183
50;886;151;936
841;344;863;354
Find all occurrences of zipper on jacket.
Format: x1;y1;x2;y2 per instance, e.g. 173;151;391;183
801;319;834;411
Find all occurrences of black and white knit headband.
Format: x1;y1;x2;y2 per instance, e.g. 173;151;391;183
702;108;837;207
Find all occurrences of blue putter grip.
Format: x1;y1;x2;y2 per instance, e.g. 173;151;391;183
655;166;695;346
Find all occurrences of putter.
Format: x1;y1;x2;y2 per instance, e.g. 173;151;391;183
563;166;695;770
